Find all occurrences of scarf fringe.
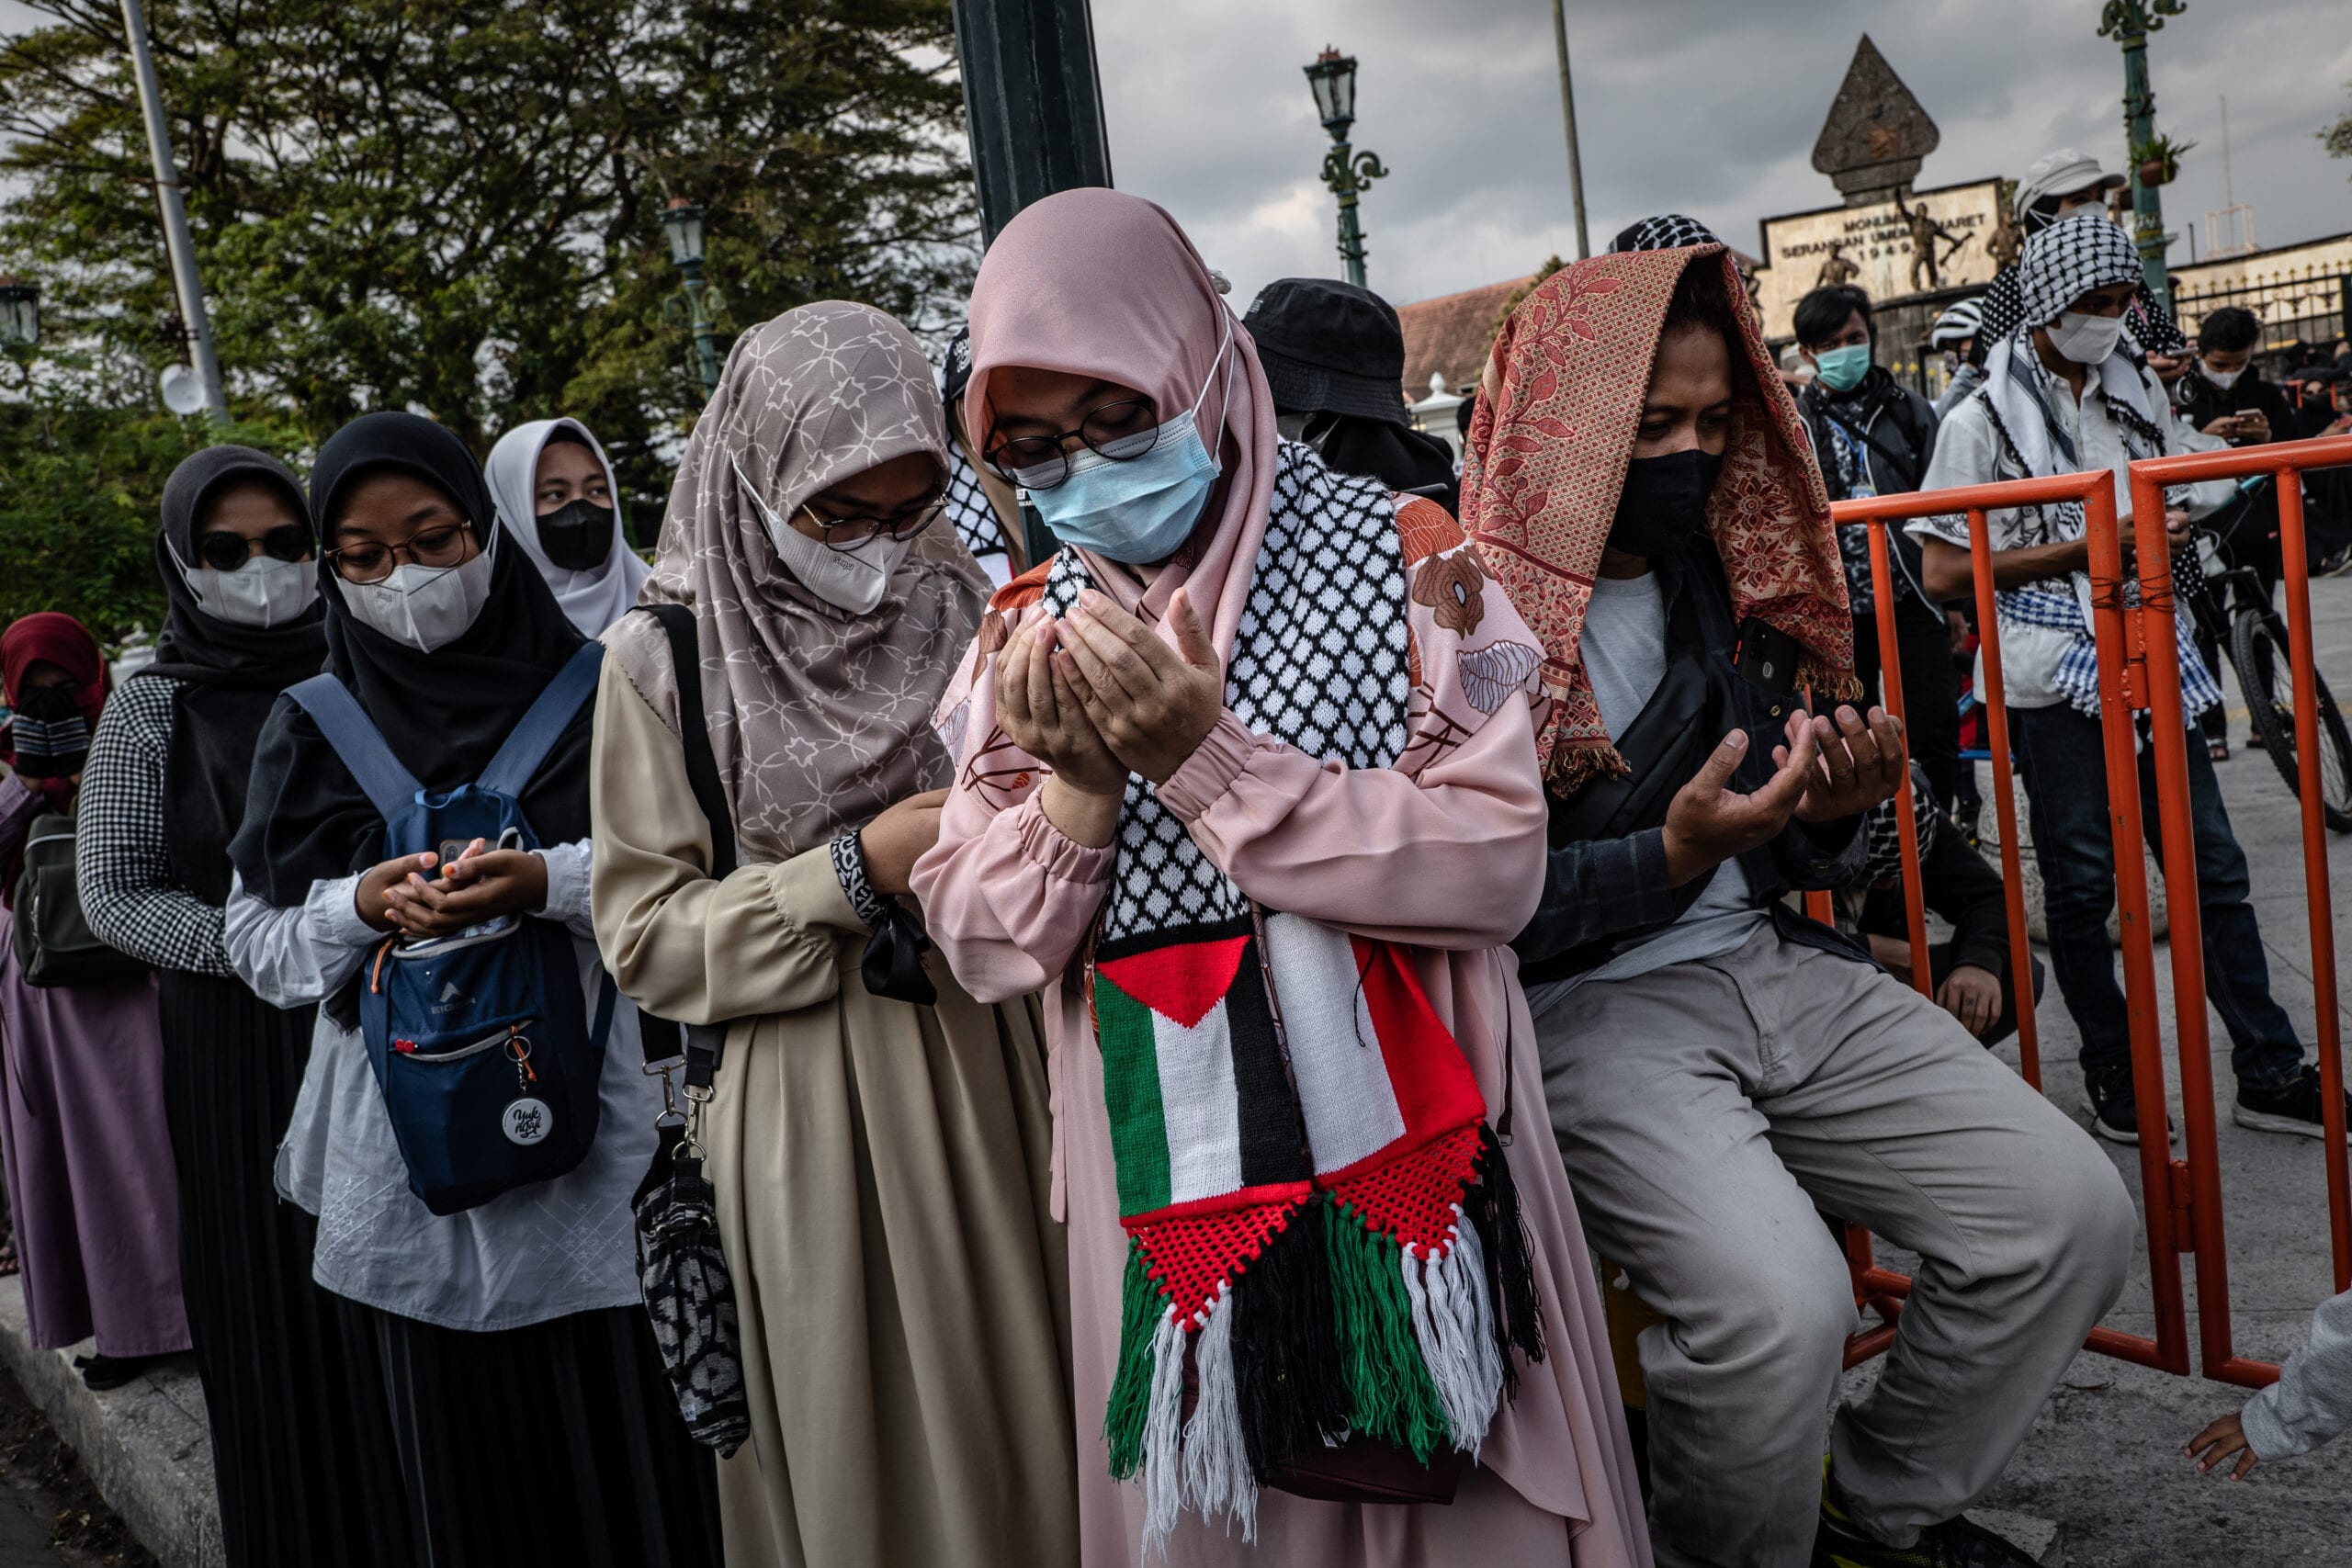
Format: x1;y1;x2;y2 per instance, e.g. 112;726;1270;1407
1464;1120;1546;1382
1230;1198;1349;1474
1112;1127;1544;1540
1402;1206;1507;1454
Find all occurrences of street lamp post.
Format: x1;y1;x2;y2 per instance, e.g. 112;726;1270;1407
1304;49;1387;290
662;198;722;400
2099;0;2188;298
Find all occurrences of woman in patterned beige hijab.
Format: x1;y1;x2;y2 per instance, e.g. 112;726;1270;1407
591;301;1077;1568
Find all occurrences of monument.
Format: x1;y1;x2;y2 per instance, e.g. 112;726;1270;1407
1751;36;2005;348
1810;35;1939;209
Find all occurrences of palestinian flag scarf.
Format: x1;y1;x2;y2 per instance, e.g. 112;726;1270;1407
1030;446;1546;1544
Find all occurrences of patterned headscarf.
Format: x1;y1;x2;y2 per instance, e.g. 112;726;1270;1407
606;302;990;864
1460;244;1857;795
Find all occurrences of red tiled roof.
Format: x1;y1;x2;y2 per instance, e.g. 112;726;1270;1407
1396;276;1533;404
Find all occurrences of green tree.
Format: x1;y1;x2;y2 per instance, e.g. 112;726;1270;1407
2324;82;2352;167
0;394;306;640
0;0;974;528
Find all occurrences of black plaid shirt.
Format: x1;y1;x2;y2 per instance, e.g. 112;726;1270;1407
76;675;233;976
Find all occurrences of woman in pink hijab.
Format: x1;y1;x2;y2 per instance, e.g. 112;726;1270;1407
912;188;1648;1567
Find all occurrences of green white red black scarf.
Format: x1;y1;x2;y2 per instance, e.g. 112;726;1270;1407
1019;448;1548;1544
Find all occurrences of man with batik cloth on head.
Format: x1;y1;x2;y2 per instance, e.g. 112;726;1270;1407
1471;231;2136;1568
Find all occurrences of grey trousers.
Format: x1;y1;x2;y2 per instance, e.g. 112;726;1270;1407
1535;924;2133;1568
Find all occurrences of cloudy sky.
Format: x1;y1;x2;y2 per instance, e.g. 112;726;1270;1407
1091;0;2352;308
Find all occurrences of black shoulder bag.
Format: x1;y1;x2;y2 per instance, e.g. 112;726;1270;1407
630;603;752;1458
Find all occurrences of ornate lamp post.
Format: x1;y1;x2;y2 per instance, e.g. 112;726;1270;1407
2099;0;2188;298
1304;49;1387;289
661;198;723;400
0;278;38;349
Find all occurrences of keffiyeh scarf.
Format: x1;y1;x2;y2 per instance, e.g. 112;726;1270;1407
941;448;1547;1547
1975;321;2220;721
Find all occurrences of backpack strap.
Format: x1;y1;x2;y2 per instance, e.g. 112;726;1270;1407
477;642;605;799
284;675;424;822
634;604;738;1090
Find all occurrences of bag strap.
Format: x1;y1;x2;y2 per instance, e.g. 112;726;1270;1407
477;642;605;799
639;604;738;879
634;604;736;1091
284;675;423;823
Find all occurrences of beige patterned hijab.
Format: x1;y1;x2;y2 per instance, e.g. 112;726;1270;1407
605;301;990;863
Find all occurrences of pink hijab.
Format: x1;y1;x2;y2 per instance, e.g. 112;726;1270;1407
962;188;1278;659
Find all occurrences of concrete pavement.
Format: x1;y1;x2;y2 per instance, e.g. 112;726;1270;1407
1849;569;2352;1565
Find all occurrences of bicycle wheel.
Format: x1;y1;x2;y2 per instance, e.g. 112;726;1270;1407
2231;610;2352;832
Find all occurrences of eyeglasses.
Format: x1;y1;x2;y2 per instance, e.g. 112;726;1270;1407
323;523;476;584
801;494;948;552
197;524;313;573
984;397;1161;490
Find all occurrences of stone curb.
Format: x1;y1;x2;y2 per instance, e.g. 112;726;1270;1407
0;1278;220;1568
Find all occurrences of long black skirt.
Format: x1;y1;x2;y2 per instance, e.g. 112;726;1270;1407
159;968;410;1567
345;1297;721;1568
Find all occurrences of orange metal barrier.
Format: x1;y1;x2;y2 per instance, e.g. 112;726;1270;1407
2124;434;2352;1390
1819;468;2194;1378
1811;434;2352;1390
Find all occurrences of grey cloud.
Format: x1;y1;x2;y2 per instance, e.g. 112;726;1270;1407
1096;0;2352;307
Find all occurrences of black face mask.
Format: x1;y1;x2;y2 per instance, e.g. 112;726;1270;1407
8;685;90;778
1608;448;1723;560
536;499;616;571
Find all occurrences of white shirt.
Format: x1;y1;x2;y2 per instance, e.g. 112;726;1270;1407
224;841;660;1332
1908;371;2229;707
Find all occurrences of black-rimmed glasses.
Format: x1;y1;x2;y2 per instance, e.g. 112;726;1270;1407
323;523;476;584
802;494;948;552
984;397;1160;490
197;524;313;572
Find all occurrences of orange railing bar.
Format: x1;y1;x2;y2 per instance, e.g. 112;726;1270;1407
1829;470;2188;1375
2125;434;2352;1388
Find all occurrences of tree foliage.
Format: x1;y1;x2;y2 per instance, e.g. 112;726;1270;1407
2325;82;2352;169
0;0;975;617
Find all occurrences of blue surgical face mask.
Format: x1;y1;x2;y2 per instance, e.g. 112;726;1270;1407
1812;341;1872;393
1023;316;1233;565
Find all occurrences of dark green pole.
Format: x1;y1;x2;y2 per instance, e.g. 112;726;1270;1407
951;0;1111;563
951;0;1113;245
2100;0;2187;298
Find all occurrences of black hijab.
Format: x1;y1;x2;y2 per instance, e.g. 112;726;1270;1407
1303;413;1462;516
141;446;331;908
229;412;592;913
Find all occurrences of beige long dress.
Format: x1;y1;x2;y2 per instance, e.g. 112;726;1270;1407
589;651;1078;1568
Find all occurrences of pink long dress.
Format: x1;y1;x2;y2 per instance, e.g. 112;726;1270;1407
913;549;1650;1568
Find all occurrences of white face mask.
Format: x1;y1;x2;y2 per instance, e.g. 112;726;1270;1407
334;536;498;652
2049;310;2125;367
731;455;909;615
165;542;319;629
2200;360;2245;390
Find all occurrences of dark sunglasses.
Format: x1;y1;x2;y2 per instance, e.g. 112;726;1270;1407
198;524;313;573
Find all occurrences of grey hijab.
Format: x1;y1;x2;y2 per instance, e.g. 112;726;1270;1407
606;301;989;864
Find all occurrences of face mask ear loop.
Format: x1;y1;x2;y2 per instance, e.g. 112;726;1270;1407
1186;306;1238;459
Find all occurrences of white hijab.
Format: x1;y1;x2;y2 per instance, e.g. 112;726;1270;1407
483;417;652;636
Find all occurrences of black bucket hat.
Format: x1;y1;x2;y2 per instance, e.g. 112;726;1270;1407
1241;277;1410;424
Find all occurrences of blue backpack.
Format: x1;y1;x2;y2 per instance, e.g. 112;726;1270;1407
285;643;614;1216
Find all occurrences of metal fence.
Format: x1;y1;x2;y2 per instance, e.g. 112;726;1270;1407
2169;268;2352;358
